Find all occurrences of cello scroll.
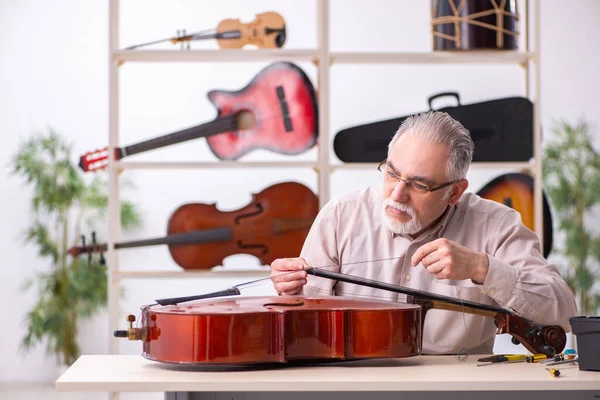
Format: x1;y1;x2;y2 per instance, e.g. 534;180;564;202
493;314;566;357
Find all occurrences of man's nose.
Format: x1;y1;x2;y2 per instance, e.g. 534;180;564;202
390;180;410;202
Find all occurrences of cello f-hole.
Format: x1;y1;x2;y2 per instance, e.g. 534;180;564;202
263;301;305;308
236;240;268;255
234;203;264;224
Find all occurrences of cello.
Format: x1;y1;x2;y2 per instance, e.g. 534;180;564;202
68;181;319;270
114;267;566;365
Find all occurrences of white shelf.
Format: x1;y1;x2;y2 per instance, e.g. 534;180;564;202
331;161;534;171
331;51;534;65
116;160;318;170
113;49;534;66
115;268;271;279
106;0;543;367
114;161;533;171
114;49;318;63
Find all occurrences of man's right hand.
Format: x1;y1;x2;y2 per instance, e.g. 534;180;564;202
270;258;309;296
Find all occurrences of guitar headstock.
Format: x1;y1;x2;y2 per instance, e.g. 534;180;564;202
79;147;120;172
68;232;108;264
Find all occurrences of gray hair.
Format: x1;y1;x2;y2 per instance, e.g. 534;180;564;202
387;111;474;181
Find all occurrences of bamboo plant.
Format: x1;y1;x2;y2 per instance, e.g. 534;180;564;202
542;118;600;316
10;128;142;366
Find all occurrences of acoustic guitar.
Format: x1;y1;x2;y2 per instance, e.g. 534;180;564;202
79;62;318;172
477;172;553;258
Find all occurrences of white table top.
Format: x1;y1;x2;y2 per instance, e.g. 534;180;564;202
55;354;600;393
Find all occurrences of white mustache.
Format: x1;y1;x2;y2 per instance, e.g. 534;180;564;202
384;198;416;218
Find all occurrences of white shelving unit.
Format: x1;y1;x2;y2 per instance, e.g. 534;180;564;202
106;0;542;357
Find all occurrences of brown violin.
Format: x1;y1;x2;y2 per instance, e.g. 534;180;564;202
125;11;286;50
114;268;566;365
68;181;318;270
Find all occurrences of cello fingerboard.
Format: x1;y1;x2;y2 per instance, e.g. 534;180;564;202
306;267;507;316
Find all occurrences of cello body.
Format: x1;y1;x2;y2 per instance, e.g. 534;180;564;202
167;181;319;270
136;296;422;364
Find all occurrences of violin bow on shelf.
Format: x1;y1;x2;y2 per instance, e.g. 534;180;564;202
125;28;226;50
154;266;567;358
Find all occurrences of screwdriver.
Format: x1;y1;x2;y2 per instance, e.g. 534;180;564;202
477;354;528;363
541;354;564;364
476;354;530;366
546;367;560;377
525;354;547;363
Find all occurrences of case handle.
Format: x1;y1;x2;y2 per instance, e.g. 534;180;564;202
428;92;461;110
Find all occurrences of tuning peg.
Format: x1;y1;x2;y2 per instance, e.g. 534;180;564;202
81;234;86;248
91;231;97;244
99;252;106;265
525;325;542;337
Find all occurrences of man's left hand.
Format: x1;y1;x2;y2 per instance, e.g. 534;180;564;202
410;238;489;284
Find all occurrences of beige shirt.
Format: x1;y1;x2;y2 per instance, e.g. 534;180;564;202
300;185;578;355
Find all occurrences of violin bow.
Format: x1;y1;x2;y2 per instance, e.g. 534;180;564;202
124;28;229;50
154;266;566;357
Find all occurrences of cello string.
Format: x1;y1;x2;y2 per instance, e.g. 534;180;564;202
234;265;337;291
235;255;407;291
456;288;470;362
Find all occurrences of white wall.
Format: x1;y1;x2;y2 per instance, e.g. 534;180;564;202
1;0;599;389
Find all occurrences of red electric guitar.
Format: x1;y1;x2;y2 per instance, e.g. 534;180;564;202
79;62;318;172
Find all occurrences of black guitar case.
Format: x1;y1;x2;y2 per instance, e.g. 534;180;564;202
334;92;533;163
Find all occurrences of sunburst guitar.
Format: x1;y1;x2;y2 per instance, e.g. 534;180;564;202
477;173;553;258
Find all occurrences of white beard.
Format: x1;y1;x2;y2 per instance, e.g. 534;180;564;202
381;198;423;235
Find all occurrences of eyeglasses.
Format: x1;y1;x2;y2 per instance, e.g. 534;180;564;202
377;159;456;194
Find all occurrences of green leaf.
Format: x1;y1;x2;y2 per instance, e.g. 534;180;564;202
10;127;144;366
23;221;59;264
543;118;600;318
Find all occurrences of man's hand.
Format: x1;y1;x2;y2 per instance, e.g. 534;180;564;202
410;238;489;284
270;258;309;295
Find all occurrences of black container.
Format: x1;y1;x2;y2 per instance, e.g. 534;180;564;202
569;316;600;371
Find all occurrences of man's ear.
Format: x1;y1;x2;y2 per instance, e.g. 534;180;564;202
448;179;469;206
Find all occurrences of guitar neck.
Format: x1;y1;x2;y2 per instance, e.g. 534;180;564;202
306;267;505;318
114;227;232;249
118;115;237;159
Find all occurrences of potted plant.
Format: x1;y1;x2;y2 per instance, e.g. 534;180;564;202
542;118;600;317
10;128;142;366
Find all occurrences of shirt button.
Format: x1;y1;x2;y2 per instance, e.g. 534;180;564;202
405;274;411;281
489;289;496;295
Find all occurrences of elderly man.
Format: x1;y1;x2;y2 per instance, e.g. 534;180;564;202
270;111;577;355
